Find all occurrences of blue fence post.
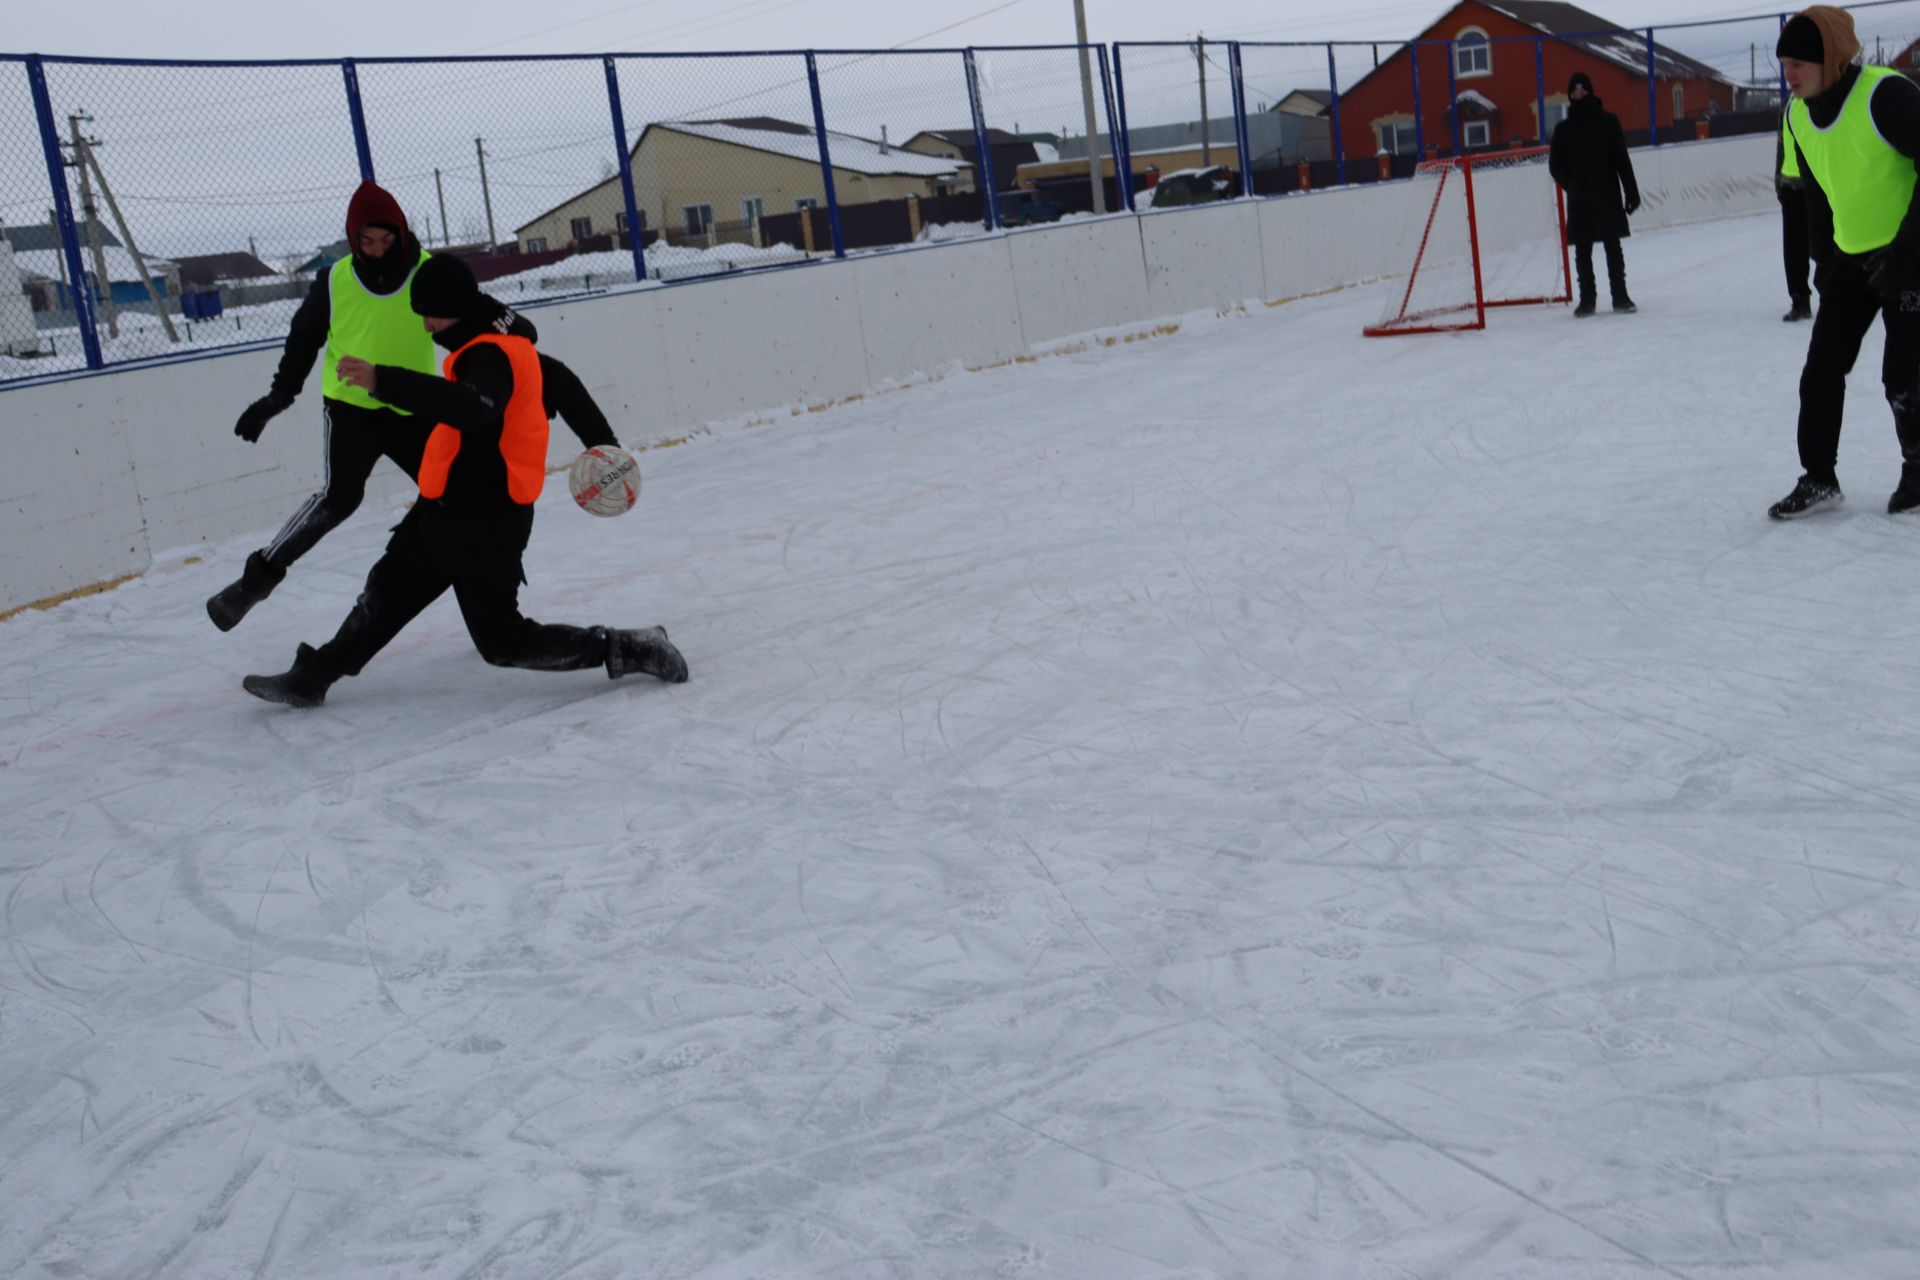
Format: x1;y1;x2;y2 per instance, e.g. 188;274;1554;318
1105;43;1128;211
1646;28;1659;145
1229;42;1255;197
25;55;102;370
963;50;1000;231
1412;40;1425;157
602;56;648;283
1446;40;1461;155
804;52;846;258
1326;43;1346;185
341;58;375;182
1535;37;1546;144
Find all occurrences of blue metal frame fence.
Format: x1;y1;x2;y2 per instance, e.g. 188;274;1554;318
6;1;1920;388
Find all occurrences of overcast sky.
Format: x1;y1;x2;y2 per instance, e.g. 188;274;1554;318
9;1;1812;59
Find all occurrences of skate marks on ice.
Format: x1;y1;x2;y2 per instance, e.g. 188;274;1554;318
4;217;1920;1276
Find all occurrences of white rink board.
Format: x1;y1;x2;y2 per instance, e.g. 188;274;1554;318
0;136;1780;614
1137;199;1268;317
1006;214;1154;347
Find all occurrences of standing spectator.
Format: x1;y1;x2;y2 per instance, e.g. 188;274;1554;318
1549;71;1641;317
1779;101;1814;322
1770;6;1920;518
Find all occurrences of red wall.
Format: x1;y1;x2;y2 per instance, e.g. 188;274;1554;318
1336;1;1732;162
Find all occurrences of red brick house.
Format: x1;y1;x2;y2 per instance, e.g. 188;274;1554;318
1336;1;1738;161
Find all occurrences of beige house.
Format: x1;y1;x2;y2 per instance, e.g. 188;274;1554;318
516;116;968;253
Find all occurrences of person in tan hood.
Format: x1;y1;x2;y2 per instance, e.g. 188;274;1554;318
1770;5;1920;518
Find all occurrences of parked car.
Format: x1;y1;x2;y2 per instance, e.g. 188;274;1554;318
1145;166;1235;208
994;189;1066;227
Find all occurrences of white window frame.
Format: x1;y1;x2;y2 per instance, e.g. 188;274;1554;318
741;196;765;224
568;215;593;240
682;203;714;235
1463;120;1491;149
1455;27;1492;78
524;237;548;253
614;211;627;233
1540;98;1569;135
794;196;820;211
1377;120;1418;155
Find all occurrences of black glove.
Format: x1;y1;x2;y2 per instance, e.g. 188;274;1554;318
234;394;291;442
1624;195;1640;215
1867;244;1920;305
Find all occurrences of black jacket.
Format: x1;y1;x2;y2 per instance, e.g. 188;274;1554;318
1787;65;1920;265
1549;94;1639;243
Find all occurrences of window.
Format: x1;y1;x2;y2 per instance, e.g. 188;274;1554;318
524;237;548;253
614;211;627;233
569;215;593;240
1455;28;1491;77
683;204;714;235
1673;83;1686;119
741;197;765;224
1464;120;1491;148
1377;120;1418;155
795;197;820;211
1542;100;1569;134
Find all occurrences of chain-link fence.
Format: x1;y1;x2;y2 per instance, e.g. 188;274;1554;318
7;1;1920;388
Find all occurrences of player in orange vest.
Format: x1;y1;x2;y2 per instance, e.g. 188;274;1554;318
240;255;686;707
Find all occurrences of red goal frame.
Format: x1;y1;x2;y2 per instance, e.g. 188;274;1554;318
1364;145;1571;337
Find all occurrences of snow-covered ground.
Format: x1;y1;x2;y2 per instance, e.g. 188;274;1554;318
5;214;1920;1279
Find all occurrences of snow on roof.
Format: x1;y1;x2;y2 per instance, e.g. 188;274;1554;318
665;120;964;179
1456;88;1500;111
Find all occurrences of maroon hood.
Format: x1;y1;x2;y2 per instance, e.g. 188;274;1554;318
345;179;409;242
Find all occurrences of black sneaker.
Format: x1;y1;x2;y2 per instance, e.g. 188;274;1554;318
242;643;334;708
1768;475;1844;519
207;551;285;632
1612;297;1637;314
1573;298;1596;318
1784;298;1813;322
606;626;688;684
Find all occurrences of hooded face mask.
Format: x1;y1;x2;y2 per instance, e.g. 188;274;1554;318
342;180;417;292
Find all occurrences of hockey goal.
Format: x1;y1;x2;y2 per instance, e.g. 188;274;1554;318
1363;146;1570;336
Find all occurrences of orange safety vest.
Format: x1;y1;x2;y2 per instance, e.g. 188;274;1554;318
417;333;549;505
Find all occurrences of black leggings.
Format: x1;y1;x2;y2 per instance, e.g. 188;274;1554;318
1796;255;1920;482
259;399;433;573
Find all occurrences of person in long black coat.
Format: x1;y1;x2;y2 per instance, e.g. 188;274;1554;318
1549;71;1641;315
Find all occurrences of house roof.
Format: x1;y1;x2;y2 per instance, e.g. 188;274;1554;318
173;251;276;285
1480;2;1729;83
908;127;1033;148
10;243;173;285
1273;88;1334;113
513;117;966;235
1341;0;1733;98
2;222;123;252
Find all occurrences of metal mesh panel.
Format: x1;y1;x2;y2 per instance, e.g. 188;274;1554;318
28;59;364;371
1112;43;1238;205
0;59;65;379
610;53;822;279
971;47;1112;218
812;50;978;248
356;56;629;303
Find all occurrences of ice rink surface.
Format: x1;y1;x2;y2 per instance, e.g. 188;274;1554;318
5;213;1919;1279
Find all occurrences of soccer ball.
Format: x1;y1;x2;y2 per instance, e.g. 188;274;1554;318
568;446;641;517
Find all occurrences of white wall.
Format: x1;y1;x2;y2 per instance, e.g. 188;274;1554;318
0;134;1777;615
0;239;40;357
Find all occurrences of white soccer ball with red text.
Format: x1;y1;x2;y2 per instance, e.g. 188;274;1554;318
568;446;641;517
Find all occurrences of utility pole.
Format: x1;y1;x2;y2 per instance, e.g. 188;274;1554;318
69;113;118;339
1197;34;1212;166
73;127;177;342
475;138;497;251
435;167;451;247
1073;0;1108;215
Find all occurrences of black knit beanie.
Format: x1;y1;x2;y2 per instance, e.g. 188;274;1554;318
1776;14;1823;64
409;253;481;318
1567;71;1594;96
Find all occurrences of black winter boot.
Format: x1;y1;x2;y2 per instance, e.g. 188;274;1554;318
1890;417;1920;513
605;626;688;684
1573;296;1596;318
1768;474;1844;520
207;551;286;632
242;642;336;708
1784;296;1813;322
1612;295;1637;314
